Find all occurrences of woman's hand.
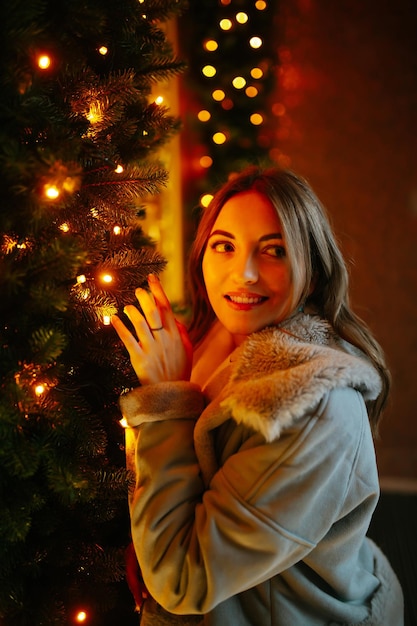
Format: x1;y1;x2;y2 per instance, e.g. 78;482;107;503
111;274;193;385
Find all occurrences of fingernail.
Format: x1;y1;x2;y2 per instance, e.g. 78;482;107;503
148;273;158;283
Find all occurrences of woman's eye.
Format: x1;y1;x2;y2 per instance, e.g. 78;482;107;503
264;245;286;258
210;241;234;253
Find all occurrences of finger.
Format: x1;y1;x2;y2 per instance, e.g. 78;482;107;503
111;314;142;356
134;287;163;332
147;274;177;331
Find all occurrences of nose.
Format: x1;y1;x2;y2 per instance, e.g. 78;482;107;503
231;251;259;285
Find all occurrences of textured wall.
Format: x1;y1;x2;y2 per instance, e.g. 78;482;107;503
274;0;417;481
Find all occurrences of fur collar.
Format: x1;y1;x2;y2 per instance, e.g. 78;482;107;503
194;314;381;482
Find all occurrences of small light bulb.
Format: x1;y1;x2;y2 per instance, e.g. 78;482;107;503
113;225;121;235
249;36;263;49
212;89;225;102
44;184;60;200
197;109;211;122
103;315;111;326
75;611;87;623
77;275;87;284
202;65;216;78
59;222;70;232
101;273;113;284
120;417;128;428
212;132;227;145
201;194;214;208
204;39;218;52
34;384;46;396
37;55;51;69
154;95;164;105
219;18;232;30
98;46;108;55
199;156;213;168
232;76;246;89
236;12;249;24
250;113;264;125
115;164;124;173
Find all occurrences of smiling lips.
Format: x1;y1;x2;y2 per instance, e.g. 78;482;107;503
225;293;268;307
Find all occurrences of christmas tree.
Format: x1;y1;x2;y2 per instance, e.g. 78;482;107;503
0;0;187;624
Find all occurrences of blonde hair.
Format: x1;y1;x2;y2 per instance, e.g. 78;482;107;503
187;166;390;429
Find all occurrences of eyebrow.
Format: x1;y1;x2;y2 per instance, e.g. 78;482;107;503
208;229;283;242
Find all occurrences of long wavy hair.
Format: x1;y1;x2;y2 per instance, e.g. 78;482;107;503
187;166;390;429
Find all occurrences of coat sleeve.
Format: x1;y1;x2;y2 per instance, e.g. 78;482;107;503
121;383;378;616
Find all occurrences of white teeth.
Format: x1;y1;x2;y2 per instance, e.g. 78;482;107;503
228;295;263;304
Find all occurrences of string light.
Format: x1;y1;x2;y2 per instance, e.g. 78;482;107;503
76;275;87;284
98;46;108;56
250;67;263;79
204;39;218;52
249;36;263;49
202;65;216;78
245;86;258;97
212;132;227;145
154;95;164;105
43;184;60;200
197;109;211;122
232;76;246;89
37;54;51;70
255;0;267;9
75;610;88;623
219;18;232;30
199;156;213;168
101;273;113;284
119;417;128;428
34;383;46;396
59;223;70;232
200;194;213;208
236;12;249;24
113;225;121;235
115;164;124;173
212;89;225;102
250;113;264;125
103;315;111;326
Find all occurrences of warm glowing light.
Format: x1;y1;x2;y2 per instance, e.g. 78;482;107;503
220;0;231;4
232;76;246;89
204;39;218;52
197;109;211;122
272;102;286;116
219;18;232;30
101;273;113;284
250;67;263;79
212;132;227;145
115;164;124;173
236;12;249;24
113;225;121;235
86;102;103;124
250;113;264;125
154;95;164;105
77;274;87;284
98;46;108;56
75;611;87;623
120;417;128;428
202;65;216;78
34;384;46;396
221;98;234;110
59;223;70;232
255;0;267;9
200;156;213;168
249;36;263;49
245;86;258;97
201;194;213;208
44;184;60;200
37;55;51;69
103;315;111;326
212;89;225;101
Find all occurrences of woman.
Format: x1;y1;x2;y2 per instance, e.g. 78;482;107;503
112;167;403;625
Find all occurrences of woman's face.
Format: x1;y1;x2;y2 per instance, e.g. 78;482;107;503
202;190;296;344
